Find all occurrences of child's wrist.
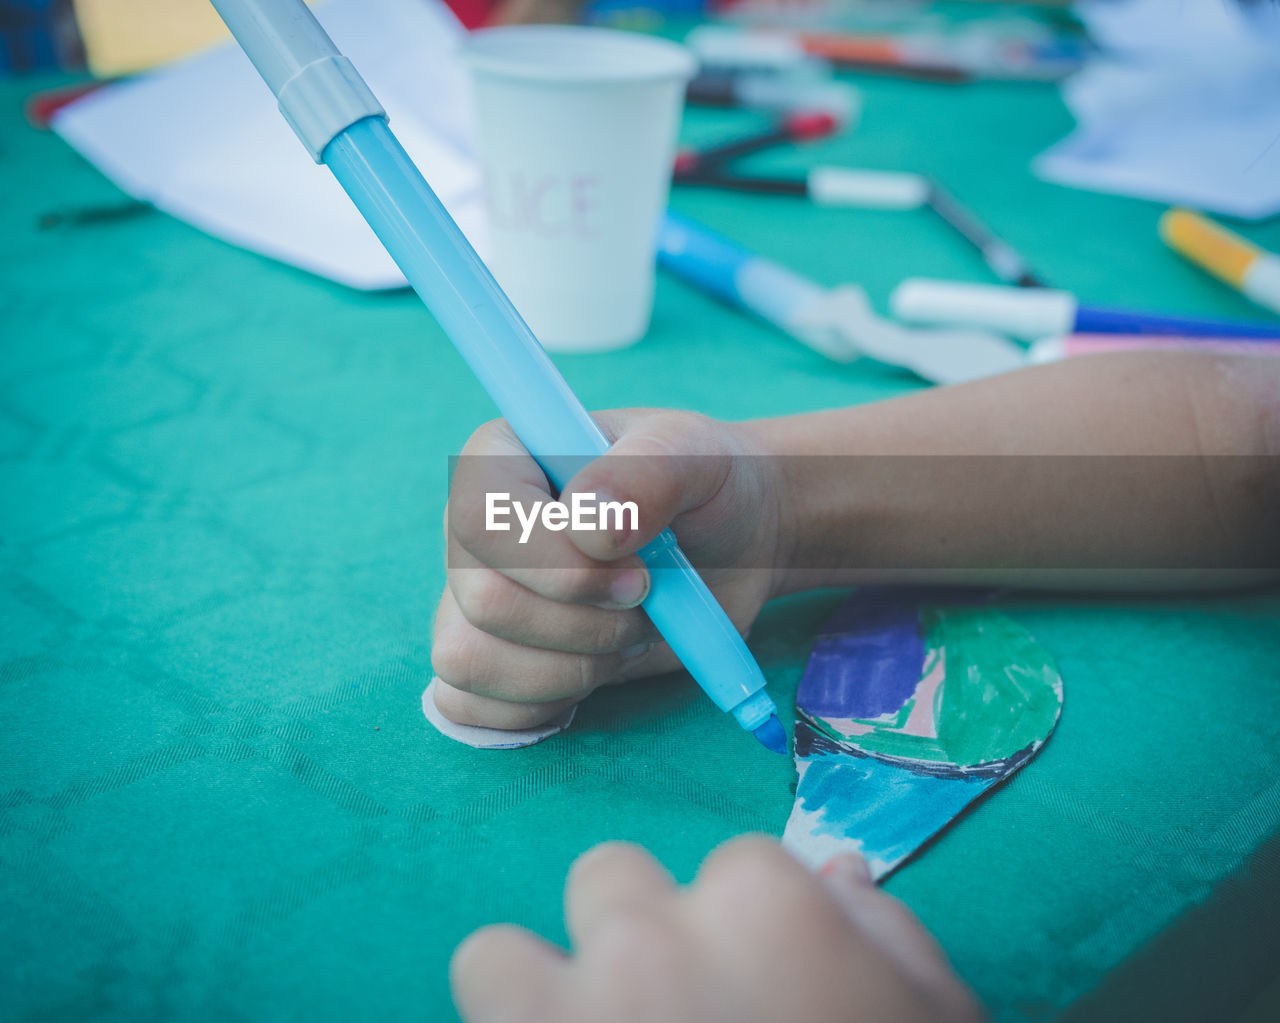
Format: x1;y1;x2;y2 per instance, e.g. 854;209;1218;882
731;417;839;600
769;456;851;598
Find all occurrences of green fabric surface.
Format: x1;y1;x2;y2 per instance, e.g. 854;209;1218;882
3;48;1280;1023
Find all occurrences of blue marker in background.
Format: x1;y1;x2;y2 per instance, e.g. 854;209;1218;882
210;0;786;754
891;278;1280;342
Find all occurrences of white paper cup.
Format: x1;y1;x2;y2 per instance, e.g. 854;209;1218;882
462;26;695;352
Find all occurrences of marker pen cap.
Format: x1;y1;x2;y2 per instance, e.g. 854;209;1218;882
463;26;694;352
685;26;811;70
808;167;929;210
891;278;1076;340
1159;208;1258;288
1243;258;1280;316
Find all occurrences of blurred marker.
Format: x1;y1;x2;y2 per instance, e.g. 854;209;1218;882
1160;208;1280;317
686;67;860;121
926;183;1046;288
1030;334;1280;362
658;212;1025;383
674;111;842;175
892;278;1280;341
675;165;930;211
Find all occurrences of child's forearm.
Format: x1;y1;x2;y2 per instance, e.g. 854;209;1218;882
747;352;1280;595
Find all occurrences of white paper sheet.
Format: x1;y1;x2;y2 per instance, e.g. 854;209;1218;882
53;0;485;290
1034;0;1280;221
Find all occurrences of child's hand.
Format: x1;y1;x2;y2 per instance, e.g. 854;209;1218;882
432;410;785;731
451;836;983;1023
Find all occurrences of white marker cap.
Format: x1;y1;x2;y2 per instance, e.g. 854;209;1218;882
807;167;929;210
890;278;1077;341
1243;257;1280;317
687;26;810;69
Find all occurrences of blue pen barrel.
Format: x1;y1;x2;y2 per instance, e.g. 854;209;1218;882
211;0;780;747
325;119;610;471
322;118;777;741
639;531;769;722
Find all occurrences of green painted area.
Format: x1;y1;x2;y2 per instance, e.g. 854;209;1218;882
810;607;1061;767
811;692;951;763
932;608;1063;765
822;720;952;763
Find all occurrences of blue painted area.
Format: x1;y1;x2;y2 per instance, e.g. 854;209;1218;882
796;751;988;866
797;594;924;719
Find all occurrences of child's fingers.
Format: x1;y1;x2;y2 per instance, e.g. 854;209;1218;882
562;412;736;561
431;678;580;731
612;639;681;683
564;841;676;948
449;418;557;565
448;512;650;611
817;852;872;890
692;834;821;915
447;546;654;655
451;423;653;605
450;923;566;1023
431;589;639;702
818;855;980;1015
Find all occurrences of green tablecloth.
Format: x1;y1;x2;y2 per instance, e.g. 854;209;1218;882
3;57;1279;1023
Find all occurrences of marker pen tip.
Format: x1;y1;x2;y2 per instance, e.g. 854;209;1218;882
752;714;788;755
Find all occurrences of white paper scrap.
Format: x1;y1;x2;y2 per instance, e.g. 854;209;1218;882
422;679;577;750
1034;0;1280;220
53;0;484;290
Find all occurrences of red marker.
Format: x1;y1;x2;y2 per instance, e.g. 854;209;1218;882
673;111;840;177
24;82;106;129
795;33;972;83
673;110;927;211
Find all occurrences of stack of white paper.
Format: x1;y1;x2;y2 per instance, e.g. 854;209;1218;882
1034;0;1280;221
53;0;484;289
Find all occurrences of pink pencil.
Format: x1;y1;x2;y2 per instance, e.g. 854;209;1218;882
1030;334;1280;362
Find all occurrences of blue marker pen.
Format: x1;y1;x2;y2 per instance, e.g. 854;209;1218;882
658;211;861;362
210;0;786;754
891;278;1280;342
657;212;1029;382
658;211;828;331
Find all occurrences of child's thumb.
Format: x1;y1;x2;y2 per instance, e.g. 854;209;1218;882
562;413;735;562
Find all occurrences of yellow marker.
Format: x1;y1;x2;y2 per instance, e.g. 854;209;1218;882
1159;208;1280;316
